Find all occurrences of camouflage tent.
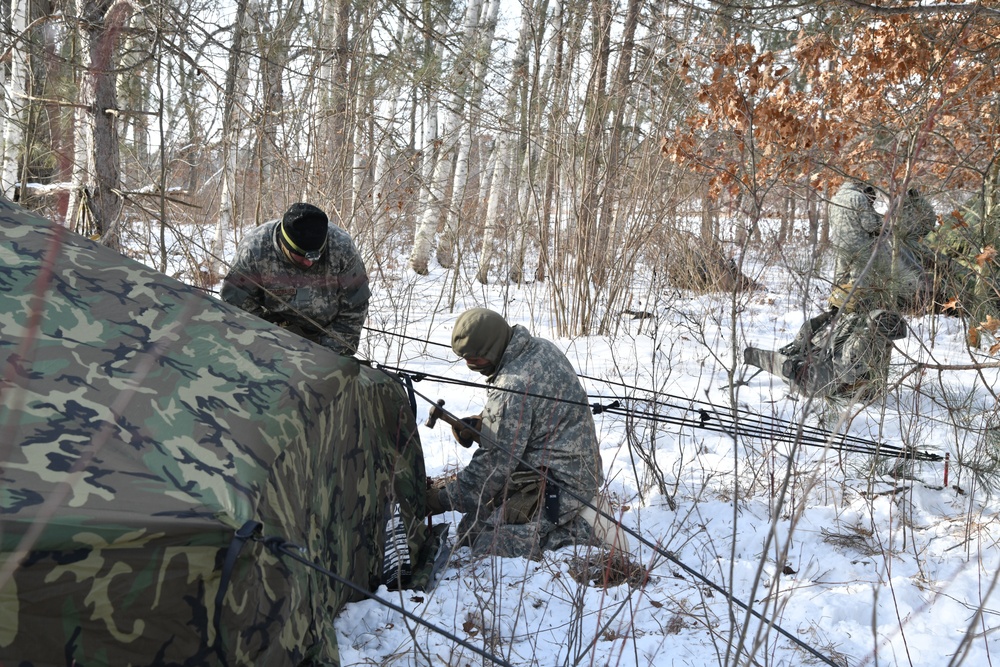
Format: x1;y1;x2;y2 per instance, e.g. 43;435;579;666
0;199;433;666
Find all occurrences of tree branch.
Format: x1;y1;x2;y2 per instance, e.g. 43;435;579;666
834;0;1000;19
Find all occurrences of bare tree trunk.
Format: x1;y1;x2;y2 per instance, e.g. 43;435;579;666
594;0;642;319
505;0;536;284
372;0;418;241
371;103;404;239
475;0;534;284
251;0;303;212
352;104;369;229
116;11;151;167
544;0;587;334
324;0;352;223
437;0;499;269
805;184;818;247
532;0;563;285
701;191;719;241
778;188;793;244
436;122;473;268
570;0;612;332
477;134;507;284
67;0;133;249
213;0;251;276
407;4;446;275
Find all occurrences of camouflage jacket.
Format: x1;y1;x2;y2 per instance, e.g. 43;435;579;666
443;326;604;524
829;182;892;308
897;190;937;246
221;220;370;355
893;189;938;306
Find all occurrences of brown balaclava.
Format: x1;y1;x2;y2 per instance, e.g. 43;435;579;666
451;308;514;376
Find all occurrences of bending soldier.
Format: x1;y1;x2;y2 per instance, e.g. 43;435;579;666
745;180;914;401
828;180;893;313
221;203;370;355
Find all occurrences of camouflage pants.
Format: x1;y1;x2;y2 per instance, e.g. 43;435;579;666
746;309;905;400
456;509;595;559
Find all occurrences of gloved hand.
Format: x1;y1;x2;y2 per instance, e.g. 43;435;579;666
452;415;482;448
425;485;447;516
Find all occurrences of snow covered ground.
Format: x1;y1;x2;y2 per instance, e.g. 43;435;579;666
329;248;1000;667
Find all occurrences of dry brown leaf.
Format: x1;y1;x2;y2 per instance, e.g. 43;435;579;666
976;246;997;267
980;315;1000;334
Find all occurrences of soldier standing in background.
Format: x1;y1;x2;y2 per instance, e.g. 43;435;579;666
894;188;939;312
425;308;608;559
220;203;370;355
827;180;893;313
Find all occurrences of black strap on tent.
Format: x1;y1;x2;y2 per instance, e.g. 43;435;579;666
399;370;421;418
213;520;262;662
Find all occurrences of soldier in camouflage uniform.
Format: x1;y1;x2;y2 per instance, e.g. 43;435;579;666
828;180;893;312
221;202;370;355
744;180;917;402
426;308;605;559
894;187;939;312
744;308;906;401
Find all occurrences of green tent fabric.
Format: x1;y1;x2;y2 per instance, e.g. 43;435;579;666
0;199;433;665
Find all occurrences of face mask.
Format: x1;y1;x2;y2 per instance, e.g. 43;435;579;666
465;357;495;375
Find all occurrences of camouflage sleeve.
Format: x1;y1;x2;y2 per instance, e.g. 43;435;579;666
220;247;265;317
900;192;937;241
331;252;370;352
858;200;883;236
443;389;529;513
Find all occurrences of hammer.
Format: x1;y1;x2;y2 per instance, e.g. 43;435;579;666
425;399;480;447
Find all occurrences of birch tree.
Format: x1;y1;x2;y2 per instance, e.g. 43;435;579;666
1;0;29;199
474;0;535;284
312;0;351;220
409;0;485;275
406;1;447;271
66;0;134;248
433;0;499;269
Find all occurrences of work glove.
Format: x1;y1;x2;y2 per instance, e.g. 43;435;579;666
452;414;482;448
425;486;447;516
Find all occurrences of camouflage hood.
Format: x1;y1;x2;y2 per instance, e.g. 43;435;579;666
0;199;430;666
451;308;513;376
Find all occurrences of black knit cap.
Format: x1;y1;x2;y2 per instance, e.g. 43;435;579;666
281;203;329;252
